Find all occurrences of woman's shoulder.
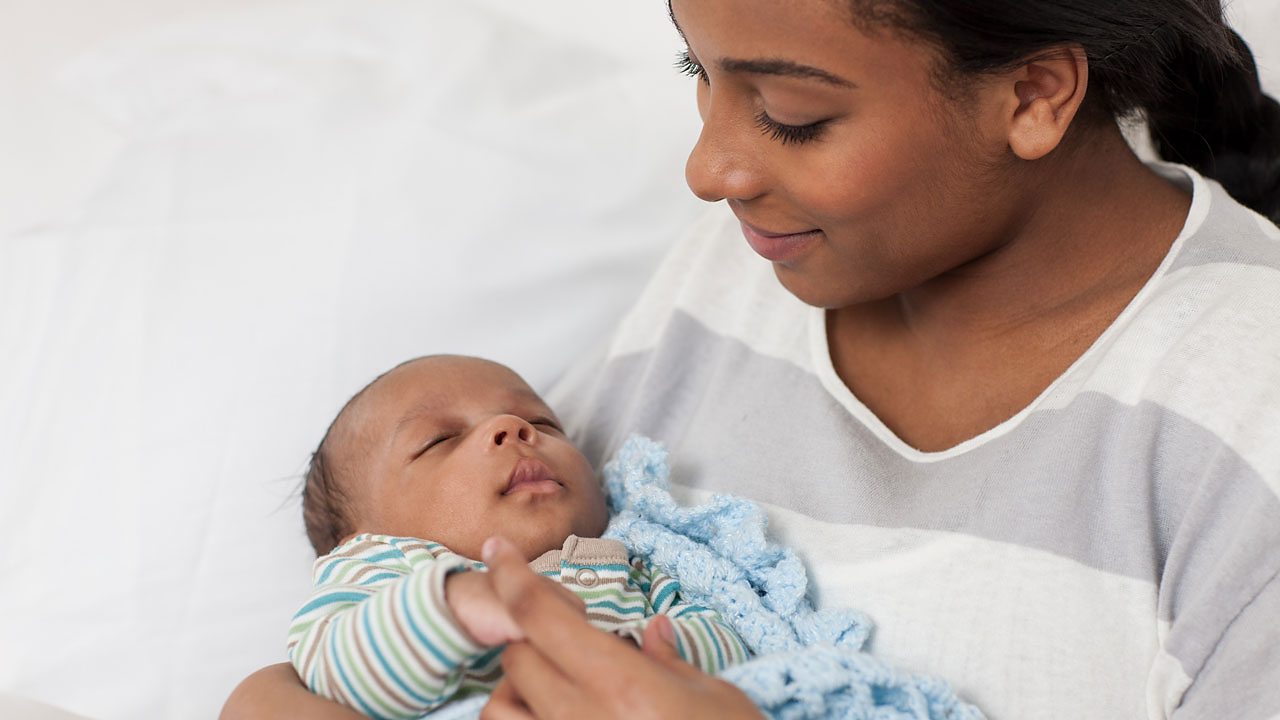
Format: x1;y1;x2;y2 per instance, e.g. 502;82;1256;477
603;204;814;367
548;205;819;465
1122;166;1280;383
1073;166;1280;487
1159;162;1280;281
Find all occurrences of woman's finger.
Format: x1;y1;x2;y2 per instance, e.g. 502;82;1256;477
639;615;698;676
499;642;588;720
481;537;636;687
479;679;536;720
550;580;587;613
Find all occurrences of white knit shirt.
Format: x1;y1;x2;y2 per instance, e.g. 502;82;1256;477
549;164;1280;720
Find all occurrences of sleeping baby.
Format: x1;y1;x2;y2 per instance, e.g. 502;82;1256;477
289;355;750;719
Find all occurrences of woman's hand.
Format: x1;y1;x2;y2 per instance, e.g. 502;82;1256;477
446;570;523;646
447;565;589;647
219;663;363;720
477;537;764;720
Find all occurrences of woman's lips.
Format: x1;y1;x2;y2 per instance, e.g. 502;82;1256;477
502;457;563;496
738;221;822;263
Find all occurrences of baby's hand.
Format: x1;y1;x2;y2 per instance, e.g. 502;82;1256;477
445;571;522;647
445;568;589;648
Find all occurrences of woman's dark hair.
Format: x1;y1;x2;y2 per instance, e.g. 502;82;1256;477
851;0;1280;222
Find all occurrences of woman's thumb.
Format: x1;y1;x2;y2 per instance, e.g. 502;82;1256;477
641;615;690;670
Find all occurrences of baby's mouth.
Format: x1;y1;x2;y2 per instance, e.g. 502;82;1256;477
502;457;564;495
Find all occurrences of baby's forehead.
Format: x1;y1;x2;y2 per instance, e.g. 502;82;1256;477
368;356;546;422
327;357;543;468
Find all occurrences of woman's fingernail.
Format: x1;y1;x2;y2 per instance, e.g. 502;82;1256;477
482;537;500;563
659;616;676;644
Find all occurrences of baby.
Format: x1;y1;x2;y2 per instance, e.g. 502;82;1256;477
289;355;749;719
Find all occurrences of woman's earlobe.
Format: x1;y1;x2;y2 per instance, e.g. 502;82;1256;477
1007;47;1089;161
1010;101;1066;160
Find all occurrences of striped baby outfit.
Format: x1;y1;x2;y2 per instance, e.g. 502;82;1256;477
287;533;749;719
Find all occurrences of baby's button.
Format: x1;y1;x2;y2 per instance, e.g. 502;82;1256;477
575;568;599;587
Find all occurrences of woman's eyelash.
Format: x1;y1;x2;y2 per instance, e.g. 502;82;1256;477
675;50;709;85
754;111;827;146
676;49;826;146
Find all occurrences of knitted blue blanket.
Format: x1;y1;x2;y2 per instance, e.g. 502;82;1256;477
429;435;984;720
600;435;984;720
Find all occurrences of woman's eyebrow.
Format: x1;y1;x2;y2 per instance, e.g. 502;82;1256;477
666;2;856;90
718;58;857;89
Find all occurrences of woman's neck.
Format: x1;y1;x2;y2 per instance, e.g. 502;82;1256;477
826;122;1192;451
848;123;1191;352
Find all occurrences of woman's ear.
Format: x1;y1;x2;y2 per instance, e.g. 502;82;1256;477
1002;46;1089;160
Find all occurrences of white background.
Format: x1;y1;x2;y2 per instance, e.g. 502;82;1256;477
1;2;1277;719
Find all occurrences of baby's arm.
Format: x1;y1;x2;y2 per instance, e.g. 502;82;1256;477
287;537;499;720
622;560;752;675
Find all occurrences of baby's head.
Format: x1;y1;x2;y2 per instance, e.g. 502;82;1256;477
303;355;607;560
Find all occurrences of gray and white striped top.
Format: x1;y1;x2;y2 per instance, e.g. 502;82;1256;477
548;163;1280;720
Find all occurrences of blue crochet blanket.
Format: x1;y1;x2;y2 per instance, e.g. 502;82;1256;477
429;436;984;720
601;435;983;720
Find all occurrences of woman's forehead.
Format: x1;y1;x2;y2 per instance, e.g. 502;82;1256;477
669;0;931;89
669;0;853;44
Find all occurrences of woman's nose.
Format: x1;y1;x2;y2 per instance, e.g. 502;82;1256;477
488;415;534;447
684;93;768;203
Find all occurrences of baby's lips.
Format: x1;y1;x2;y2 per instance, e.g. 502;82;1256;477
503;457;561;494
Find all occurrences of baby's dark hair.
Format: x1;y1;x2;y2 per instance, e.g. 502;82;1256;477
302;356;441;556
301;393;365;557
303;443;354;557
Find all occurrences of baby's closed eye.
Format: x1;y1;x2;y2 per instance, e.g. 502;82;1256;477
413;433;457;459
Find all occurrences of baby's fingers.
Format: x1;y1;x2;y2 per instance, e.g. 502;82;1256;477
447;571;524;646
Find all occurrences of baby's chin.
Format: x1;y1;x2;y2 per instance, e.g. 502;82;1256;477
511;530;577;562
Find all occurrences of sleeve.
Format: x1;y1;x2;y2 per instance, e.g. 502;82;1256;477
1149;428;1280;720
286;539;492;720
615;560;752;675
1168;571;1280;720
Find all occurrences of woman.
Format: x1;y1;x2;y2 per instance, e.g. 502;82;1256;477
223;0;1280;717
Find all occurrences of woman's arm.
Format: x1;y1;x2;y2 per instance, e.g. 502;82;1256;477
220;663;364;720
478;537;764;720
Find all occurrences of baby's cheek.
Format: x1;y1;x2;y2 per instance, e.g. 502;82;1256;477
577;491;610;538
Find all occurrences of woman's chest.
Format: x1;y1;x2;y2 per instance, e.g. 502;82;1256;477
769;516;1160;720
824;305;1122;455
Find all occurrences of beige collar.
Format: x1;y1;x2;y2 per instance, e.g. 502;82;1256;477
528;535;628;574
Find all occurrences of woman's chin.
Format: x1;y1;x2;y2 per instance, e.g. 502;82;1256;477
771;264;884;310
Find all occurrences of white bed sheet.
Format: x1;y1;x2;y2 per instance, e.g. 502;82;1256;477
1;2;700;718
2;2;1277;719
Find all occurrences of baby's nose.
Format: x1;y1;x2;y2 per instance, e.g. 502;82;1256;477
490;416;534;446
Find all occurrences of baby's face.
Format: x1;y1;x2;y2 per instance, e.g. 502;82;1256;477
337;356;607;561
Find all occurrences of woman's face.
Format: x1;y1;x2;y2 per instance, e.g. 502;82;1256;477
673;0;1019;309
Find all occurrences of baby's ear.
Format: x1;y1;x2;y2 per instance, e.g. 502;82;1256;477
1000;46;1090;161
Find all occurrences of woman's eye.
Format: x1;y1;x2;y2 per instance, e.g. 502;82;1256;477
675;50;709;86
754;110;827;146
